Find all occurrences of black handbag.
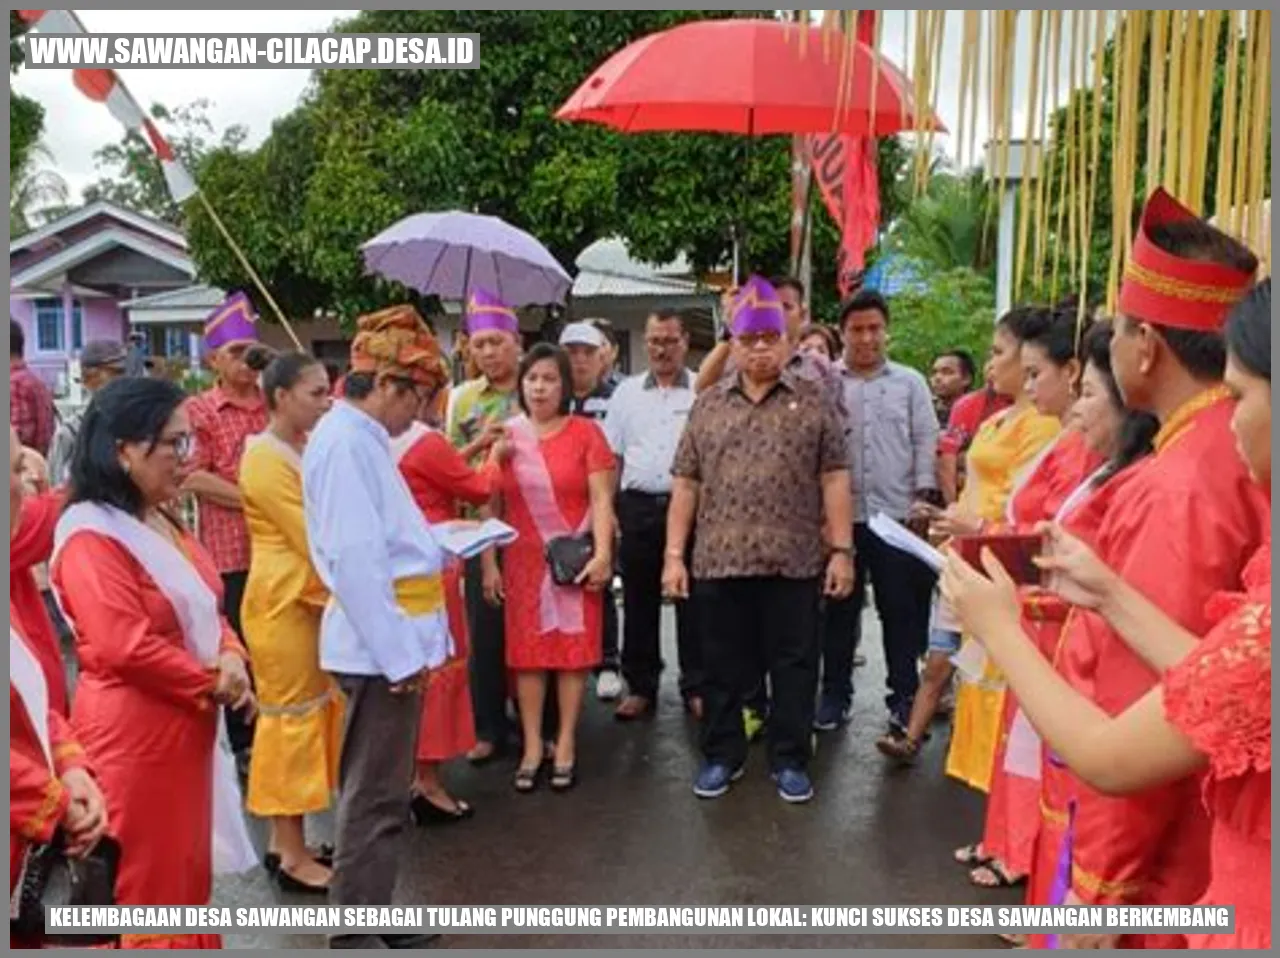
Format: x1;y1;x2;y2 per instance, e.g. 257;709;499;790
11;830;122;946
544;533;595;586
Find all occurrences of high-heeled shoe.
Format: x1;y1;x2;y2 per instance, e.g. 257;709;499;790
410;793;475;826
274;866;330;896
263;843;334;875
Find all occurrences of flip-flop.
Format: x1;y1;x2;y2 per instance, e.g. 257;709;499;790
969;861;1025;888
999;933;1027;947
953;843;990;867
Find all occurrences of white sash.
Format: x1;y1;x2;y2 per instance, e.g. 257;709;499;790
52;502;258;876
389;421;431;464
10;628;52;766
1053;464;1109;522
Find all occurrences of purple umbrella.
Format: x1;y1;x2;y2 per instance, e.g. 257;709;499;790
360;211;573;306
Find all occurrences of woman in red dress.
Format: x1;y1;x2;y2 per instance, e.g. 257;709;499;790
943;280;1271;949
394;377;509;823
50;378;258;950
10;424;110;948
482;343;616;793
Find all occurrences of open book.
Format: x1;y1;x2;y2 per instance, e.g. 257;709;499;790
433;519;518;560
867;511;945;573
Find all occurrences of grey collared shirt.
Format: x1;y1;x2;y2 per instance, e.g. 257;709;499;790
603;368;695;494
838;359;939;522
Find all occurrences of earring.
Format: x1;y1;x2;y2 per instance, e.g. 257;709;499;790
121;461;131;475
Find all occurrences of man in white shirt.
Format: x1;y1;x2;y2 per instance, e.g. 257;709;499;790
302;305;451;949
605;309;704;720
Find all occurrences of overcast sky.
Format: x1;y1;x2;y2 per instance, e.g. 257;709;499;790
15;10;1108;199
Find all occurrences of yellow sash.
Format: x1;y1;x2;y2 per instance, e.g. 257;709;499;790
394;575;445;616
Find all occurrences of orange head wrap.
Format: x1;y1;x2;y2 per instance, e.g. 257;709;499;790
349;304;448;392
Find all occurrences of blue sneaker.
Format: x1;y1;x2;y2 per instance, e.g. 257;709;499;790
813;696;851;731
693;761;745;799
772;767;814;803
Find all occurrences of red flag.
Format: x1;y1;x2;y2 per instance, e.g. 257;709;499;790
806;11;881;298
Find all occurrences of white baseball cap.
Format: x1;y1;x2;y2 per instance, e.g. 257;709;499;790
559;321;605;349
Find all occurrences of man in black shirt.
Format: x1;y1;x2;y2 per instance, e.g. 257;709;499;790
559;321;622;700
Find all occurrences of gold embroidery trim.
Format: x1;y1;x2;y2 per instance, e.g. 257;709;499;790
256;686;340;719
1039;798;1068;827
1153;387;1231;453
1123;260;1252;304
1071;863;1143;899
22;779;65;836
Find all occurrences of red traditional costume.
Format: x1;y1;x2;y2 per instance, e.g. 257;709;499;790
395;423;499;762
10;490;69;716
1049;190;1268;948
980;429;1104;879
52;525;250;950
1163;537;1271;949
500;416;614;672
10;613;91;894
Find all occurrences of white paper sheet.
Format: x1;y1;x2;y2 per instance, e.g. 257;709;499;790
868;511;945;573
433;518;518;560
950;637;990;683
1003;707;1043;780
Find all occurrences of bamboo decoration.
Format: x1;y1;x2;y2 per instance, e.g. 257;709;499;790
807;8;1271;306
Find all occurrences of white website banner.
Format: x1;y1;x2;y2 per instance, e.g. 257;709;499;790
24;33;480;70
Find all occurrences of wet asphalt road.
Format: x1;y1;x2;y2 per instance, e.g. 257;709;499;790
216;607;1018;948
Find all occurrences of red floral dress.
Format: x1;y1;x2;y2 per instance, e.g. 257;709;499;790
499;417;615;671
1162;538;1271;949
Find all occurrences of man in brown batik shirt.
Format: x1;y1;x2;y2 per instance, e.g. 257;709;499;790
662;276;853;806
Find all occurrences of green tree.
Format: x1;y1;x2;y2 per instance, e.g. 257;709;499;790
188;10;911;326
885;267;997;375
886;168;997;276
10;141;69;236
83;99;248;224
10;12;44;180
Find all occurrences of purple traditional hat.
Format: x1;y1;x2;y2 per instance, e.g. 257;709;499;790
202;291;258;350
465;288;519;336
729;275;786;336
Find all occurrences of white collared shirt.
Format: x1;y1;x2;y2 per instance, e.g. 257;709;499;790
301;401;449;681
604;369;695;494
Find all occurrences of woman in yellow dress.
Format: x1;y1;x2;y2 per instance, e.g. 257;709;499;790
928;306;1061;873
239;350;343;893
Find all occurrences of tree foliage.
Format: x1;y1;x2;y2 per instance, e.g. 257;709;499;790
10;13;44;180
885;267;997;375
83;99;247;224
186;10;910;326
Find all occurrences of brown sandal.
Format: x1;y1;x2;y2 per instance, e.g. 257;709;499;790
614;695;653;721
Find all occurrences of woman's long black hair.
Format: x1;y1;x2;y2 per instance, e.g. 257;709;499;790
1083;321;1160;486
67;376;189;517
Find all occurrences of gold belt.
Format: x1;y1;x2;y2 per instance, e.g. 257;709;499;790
395;575;445;616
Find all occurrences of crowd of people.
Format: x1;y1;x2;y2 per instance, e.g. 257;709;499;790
8;186;1270;950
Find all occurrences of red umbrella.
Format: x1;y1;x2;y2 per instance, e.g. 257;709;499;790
556;18;944;137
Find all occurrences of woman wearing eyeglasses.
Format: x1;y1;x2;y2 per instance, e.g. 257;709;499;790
50;377;258;949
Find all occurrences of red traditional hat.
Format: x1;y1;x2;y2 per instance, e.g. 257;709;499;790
1117;188;1257;332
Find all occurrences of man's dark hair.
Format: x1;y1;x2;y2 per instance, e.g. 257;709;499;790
648;308;688;333
342;369;418;401
771;275;805;301
937;349;976;382
838;289;890;327
517;342;573;416
588;317;618;347
1225;278;1270;382
67;377;188;518
1141;218;1259;381
11;319;24;357
1082;320;1159;485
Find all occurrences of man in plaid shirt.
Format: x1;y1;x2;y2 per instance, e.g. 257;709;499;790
183;303;269;767
10;320;56;457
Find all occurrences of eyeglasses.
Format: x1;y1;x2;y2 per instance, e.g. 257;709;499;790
155;432;194;460
734;331;783;349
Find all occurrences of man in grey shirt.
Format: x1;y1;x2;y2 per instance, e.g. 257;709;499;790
817;290;940;735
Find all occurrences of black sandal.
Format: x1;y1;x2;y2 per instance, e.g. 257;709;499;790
549;764;576;792
970;860;1025;888
264;843;333;875
410;793;475;826
513;762;542;793
953;843;991;867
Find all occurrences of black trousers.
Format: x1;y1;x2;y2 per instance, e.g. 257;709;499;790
599;581;620;672
697;576;820;772
819;522;936;717
617;491;704;702
220;569;255;754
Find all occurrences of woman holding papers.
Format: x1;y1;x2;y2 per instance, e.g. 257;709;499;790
51;378;258;949
238;351;342;894
484;343;616;794
943;280;1271;950
395;368;510;824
